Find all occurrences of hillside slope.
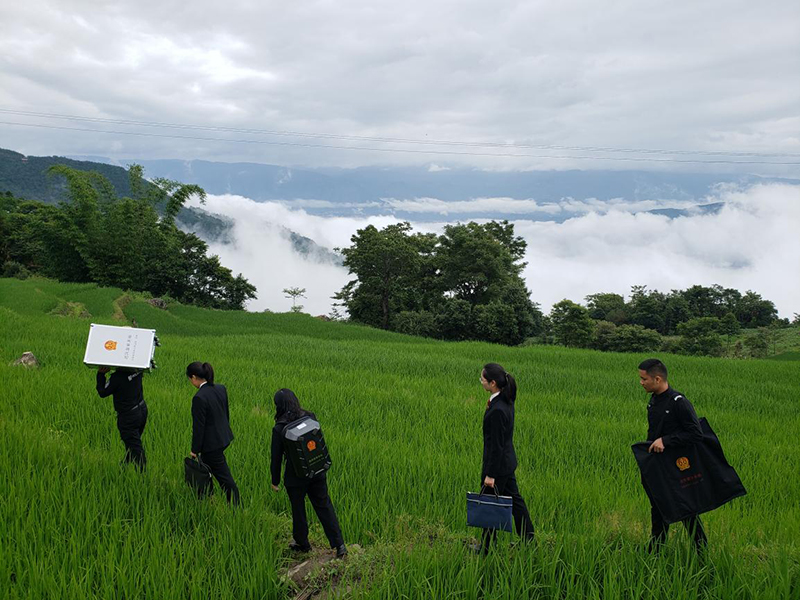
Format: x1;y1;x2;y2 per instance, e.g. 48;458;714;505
1;277;798;599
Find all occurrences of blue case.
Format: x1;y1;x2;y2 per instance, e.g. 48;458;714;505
467;489;513;532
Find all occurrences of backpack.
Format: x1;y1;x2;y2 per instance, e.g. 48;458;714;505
282;416;332;479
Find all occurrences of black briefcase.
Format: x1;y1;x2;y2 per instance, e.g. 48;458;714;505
632;417;746;524
184;456;214;497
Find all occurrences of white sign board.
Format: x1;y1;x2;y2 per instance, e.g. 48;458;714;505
83;323;157;370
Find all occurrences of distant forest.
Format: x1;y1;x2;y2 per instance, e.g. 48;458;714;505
334;221;796;357
0;164;256;310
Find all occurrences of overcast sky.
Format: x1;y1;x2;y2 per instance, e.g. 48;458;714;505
1;1;799;172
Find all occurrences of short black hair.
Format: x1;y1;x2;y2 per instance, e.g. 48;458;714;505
638;358;667;380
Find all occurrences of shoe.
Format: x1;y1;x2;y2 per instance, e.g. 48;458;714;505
335;544;348;559
466;542;488;556
289;540;311;553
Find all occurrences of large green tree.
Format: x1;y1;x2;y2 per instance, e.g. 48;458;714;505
336;222;428;329
550;299;595;348
335;220;541;344
1;165;256;310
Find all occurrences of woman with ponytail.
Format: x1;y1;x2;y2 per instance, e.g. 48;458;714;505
478;362;533;552
186;361;240;505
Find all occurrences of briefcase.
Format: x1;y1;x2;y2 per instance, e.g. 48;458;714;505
632;417;746;524
184;456;214;497
467;486;513;532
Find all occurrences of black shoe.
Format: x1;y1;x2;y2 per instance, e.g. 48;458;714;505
335;544;348;559
289;540;311;553
644;539;664;555
466;542;490;556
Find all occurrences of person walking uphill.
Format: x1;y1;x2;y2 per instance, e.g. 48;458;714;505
96;366;148;470
479;363;534;553
638;358;707;553
270;389;347;558
187;361;240;505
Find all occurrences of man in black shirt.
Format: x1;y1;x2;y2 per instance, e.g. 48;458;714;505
638;358;707;553
96;366;148;470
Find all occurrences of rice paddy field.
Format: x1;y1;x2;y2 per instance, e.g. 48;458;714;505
1;277;798;599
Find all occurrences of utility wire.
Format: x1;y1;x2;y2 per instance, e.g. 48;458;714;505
1;107;798;159
2;119;799;165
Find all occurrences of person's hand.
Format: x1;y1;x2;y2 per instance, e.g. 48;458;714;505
648;438;665;453
98;366;110;374
190;452;197;459
271;484;280;492
483;476;495;488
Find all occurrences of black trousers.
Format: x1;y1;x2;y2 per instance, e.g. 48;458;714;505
116;403;147;470
480;474;534;551
649;503;708;552
202;448;240;505
286;475;344;549
642;476;707;552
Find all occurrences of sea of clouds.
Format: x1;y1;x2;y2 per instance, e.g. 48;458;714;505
186;183;800;318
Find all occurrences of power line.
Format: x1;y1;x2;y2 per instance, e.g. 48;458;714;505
1;107;798;159
2;119;799;166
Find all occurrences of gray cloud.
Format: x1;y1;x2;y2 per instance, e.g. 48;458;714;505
1;1;798;173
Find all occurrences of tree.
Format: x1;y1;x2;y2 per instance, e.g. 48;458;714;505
743;329;770;358
677;317;723;357
335;222;424;329
662;292;692;334
720;312;741;353
436;222;521;306
681;285;724;319
473;302;520;345
1;165;257;310
736;291;778;328
628;286;668;333
585;293;627;324
283;287;307;313
550;300;594;348
592;320;618;351
433;298;473;341
335;219;537;345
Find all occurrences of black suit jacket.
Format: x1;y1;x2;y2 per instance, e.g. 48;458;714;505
96;370;144;413
191;383;234;454
647;387;703;448
482;391;518;479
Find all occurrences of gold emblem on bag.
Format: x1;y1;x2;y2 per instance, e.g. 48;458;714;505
676;457;690;471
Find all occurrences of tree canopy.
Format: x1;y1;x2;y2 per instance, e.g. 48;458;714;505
1;165;256;310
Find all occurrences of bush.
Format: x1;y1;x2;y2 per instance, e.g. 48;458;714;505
2;260;31;279
393;311;436;338
473;302;520;345
743;329;770;358
677;317;723;356
433;299;473;341
592;321;617;351
610;324;663;353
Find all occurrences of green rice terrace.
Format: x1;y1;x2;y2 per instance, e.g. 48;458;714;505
1;277;797;599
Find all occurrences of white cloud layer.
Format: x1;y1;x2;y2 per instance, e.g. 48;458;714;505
191;183;800;318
